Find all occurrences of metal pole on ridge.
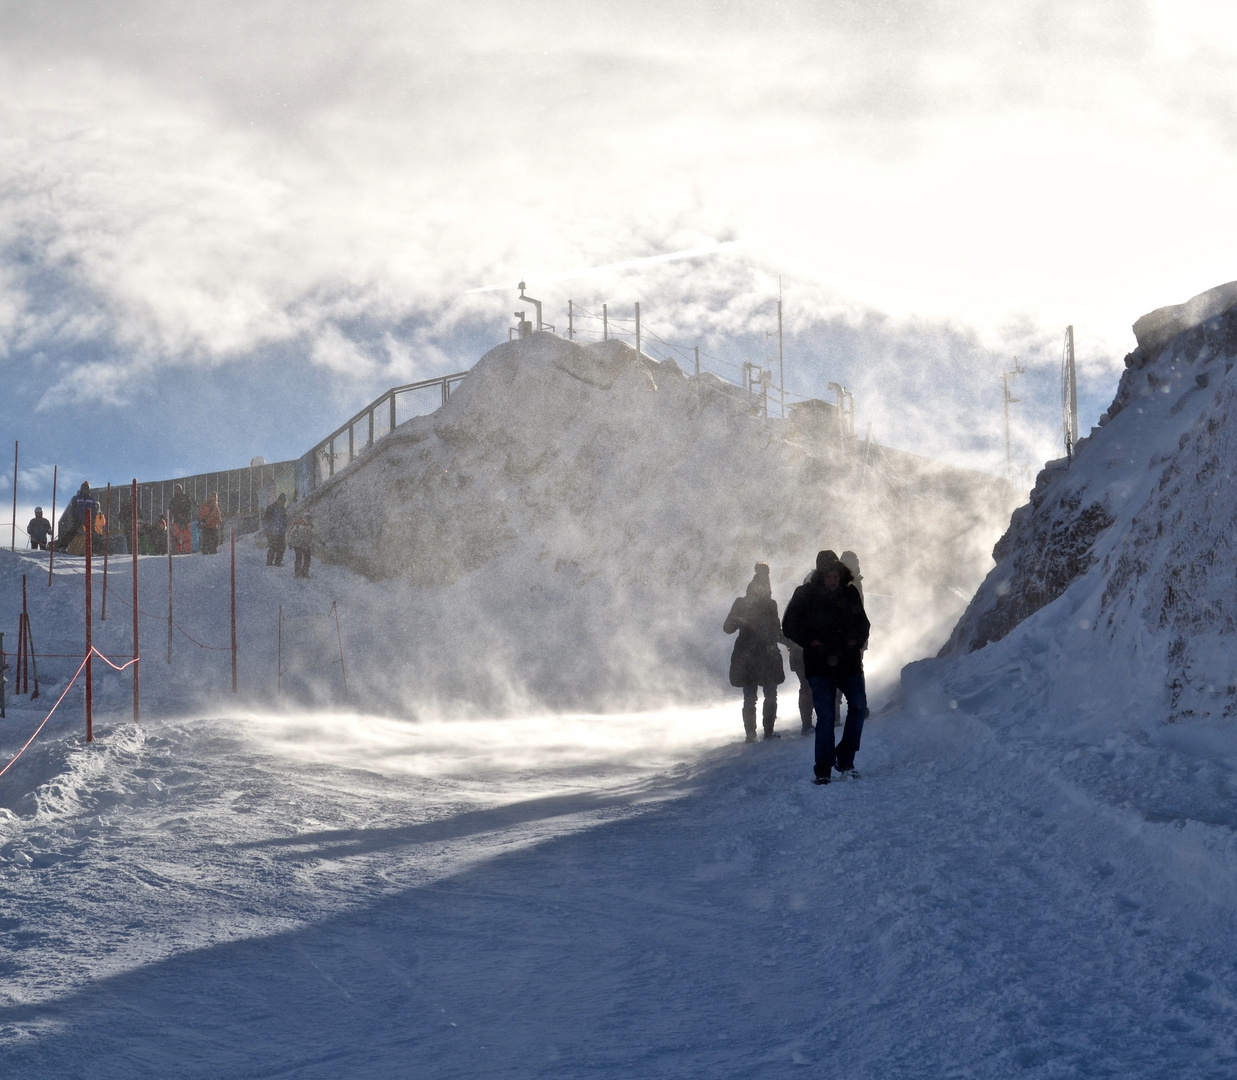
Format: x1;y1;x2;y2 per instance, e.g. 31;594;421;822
20;575;28;693
101;483;111;621
230;527;237;694
25;608;39;699
332;601;347;696
85;507;93;743
48;466;58;587
16;614;25;696
10;440;17;552
132;478;139;723
277;604;282;697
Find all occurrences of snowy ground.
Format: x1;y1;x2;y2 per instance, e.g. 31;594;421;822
2;547;1237;1077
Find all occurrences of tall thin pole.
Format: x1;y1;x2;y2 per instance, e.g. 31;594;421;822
47;466;57;586
603;303;608;341
277;604;283;696
101;483;111;621
778;281;785;417
694;345;700;377
11;440;18;551
85;507;93;743
20;575;28;693
333;601;347;696
132;479;140;722
167;518;173;664
230;527;237;694
635;301;641;358
568;300;574;341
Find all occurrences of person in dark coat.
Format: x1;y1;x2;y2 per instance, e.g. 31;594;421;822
27;507;52;550
782;550;871;784
724;562;786;743
787;548;839;737
169;484;194;554
288;510;315;578
56;482;96;551
263;493;288;567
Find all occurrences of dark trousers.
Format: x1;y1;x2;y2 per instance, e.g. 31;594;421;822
742;683;778;736
200;527;220;554
808;673;867;773
294;547;311;578
266;536;286;566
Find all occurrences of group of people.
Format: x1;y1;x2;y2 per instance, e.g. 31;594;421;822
26;481;318;577
262;492;316;578
724;549;869;785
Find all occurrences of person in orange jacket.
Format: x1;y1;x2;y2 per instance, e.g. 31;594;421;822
198;492;224;555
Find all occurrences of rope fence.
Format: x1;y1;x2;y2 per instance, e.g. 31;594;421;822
0;647;138;781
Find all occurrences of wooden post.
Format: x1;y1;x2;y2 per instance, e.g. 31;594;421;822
231;527;237;694
48;466;57;586
85;507;93;742
132;478;140;723
10;440;17;551
167;518;173;664
101;482;111;621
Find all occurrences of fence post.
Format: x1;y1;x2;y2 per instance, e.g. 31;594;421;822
20;575;28;693
85;507;93;743
694;345;700;377
47;465;58;587
167;519;173;664
635;301;641;358
231;527;237;694
603;303;608;341
132;478;139;723
10;440;17;552
101;482;111;621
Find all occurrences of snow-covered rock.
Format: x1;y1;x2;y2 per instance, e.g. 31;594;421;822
939;279;1237;723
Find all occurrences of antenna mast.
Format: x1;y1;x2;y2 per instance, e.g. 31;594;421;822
1062;325;1079;462
1002;356;1025;480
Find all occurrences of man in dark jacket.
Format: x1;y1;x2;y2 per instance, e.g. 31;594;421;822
723;562;786;742
263;493;288;566
27;507;52;550
782;550;871;784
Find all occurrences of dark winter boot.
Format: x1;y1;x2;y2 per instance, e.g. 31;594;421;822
743;702;757;744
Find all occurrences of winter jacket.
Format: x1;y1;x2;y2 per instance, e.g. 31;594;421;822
68;491;97;527
287;520;315;552
782;567;870;680
27;516;52;545
169;491;193;526
263;502;288;538
199;499;223;530
724;592;786;688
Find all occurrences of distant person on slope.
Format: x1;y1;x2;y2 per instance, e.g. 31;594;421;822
198;492;223;555
169;484;194;554
288;510;316;578
263;493;288;567
56;483;96;552
782;550;870;785
26;507;52;550
723;562;786;743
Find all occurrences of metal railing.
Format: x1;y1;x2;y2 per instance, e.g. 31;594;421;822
298;371;470;495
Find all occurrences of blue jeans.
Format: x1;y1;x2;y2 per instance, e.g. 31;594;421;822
808;673;867;772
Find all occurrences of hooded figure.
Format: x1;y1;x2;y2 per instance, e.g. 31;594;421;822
782;550;871;783
288;510;316;578
198;492;223;555
723;562;786;742
169;484;194;554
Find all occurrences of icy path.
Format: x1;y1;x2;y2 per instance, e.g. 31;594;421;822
2;701;1237;1078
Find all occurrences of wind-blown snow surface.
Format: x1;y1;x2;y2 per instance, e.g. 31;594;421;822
1;534;1236;1076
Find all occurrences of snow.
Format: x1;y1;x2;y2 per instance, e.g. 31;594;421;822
3;306;1237;1077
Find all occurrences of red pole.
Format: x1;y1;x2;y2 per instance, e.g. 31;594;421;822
85;506;93;743
21;575;29;693
101;483;111;621
47;465;57;586
10;440;17;552
16;613;25;695
231;527;237;693
167;517;173;664
25;609;39;699
132;478;139;723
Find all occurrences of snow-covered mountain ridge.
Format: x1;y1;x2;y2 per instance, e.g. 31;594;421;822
940;278;1237;724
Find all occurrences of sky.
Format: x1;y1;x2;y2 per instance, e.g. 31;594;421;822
3;0;1237;523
